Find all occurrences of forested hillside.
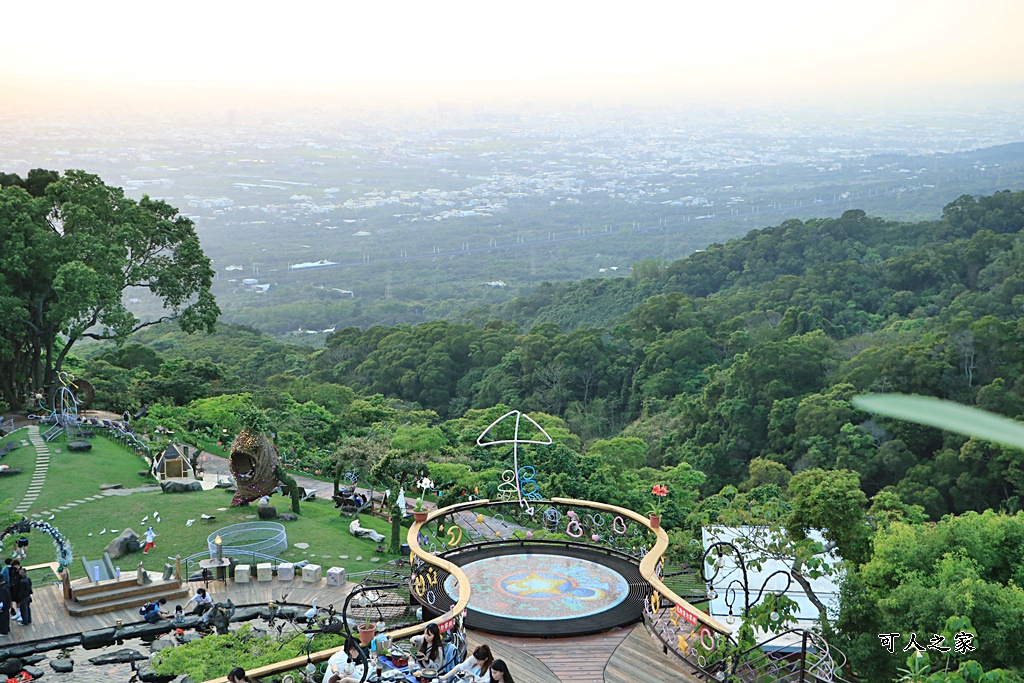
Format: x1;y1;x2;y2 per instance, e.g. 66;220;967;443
66;189;1024;681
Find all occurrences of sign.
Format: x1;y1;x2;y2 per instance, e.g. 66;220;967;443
675;604;699;626
438;617;456;633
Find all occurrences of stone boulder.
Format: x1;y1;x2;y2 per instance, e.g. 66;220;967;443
257;504;278;520
87;649;148;665
22;665;45;680
161;480;202;493
0;660;23;676
0;468;23;477
67;440;93;451
138;666;176;683
104;528;139;560
215;476;234;488
278;512;298;521
50;659;74;673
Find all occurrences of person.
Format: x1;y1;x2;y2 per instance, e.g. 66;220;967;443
227;668;254;683
0;574;10;637
12;567;31;626
141;597;172;623
410;623;458;674
489;660;514;683
440;644;493;682
326;636;368;683
173;604;185;624
1;558;12;585
143;527;158;555
185;587;214;616
4;559;21;621
15;536;28;560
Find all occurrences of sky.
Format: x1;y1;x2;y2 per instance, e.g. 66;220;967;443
3;0;1023;114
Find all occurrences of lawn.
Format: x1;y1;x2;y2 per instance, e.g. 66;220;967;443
8;433;400;581
27;434;153;512
1;427;35;506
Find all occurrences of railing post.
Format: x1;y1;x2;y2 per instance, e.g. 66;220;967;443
798;629;808;683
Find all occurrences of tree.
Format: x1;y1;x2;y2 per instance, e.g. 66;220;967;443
0;170;219;406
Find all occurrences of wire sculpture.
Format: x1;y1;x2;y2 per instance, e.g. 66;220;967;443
476;410;551;515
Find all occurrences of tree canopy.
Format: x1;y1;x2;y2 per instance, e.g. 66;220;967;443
0;169;219;405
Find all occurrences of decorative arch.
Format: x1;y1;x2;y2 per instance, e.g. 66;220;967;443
1;519;73;571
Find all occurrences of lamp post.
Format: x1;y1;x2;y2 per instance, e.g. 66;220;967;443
214;535;223;562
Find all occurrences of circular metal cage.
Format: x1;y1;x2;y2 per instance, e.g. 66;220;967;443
207;521;287;559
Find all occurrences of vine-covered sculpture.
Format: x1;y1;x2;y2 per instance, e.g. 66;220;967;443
229;429;280;506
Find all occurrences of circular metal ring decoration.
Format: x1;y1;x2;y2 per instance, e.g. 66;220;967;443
1;519;74;572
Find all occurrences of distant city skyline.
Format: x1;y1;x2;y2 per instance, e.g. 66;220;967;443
3;0;1024;116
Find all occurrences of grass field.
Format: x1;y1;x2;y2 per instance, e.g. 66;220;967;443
5;432;400;581
1;427;35;505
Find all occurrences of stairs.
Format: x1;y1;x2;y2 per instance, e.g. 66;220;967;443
67;573;190;617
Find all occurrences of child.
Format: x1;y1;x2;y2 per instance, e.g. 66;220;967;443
15;537;28;560
173;605;185;624
142;527;158;555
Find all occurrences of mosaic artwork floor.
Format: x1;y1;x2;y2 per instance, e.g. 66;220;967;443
439;544;648;636
444;552;630;620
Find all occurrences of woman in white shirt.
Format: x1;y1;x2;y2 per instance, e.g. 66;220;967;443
439;644;493;682
326;637;368;683
185;587;213;616
410;622;458;673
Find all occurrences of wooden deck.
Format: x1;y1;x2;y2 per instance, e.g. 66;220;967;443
467;623;702;683
3;577;357;645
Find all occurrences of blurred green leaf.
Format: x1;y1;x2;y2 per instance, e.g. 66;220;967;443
853;394;1024;451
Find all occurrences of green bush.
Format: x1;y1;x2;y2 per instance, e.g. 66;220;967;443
152;624;346;680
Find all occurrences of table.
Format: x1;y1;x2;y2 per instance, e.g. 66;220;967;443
373;655;421;683
198;558;231;586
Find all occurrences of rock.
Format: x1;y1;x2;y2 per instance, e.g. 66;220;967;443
171;674;195;683
0;660;24;676
293;542;310;549
87;648;148;665
138;666;177;683
0;468;23;477
138;470;151;477
181;633;203;643
257;505;277;520
67;440;93;451
81;627;117;648
100;483;124;490
50;659;74;673
127;539;142;552
161;480;202;493
278;512;298;521
104;527;139;559
150;637;176;653
21;654;46;665
23;665;45;679
215;477;234;488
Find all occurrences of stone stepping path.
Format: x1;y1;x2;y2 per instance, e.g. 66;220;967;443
13;426;50;515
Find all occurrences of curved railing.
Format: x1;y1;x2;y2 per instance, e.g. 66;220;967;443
206;522;288;558
199;497;726;683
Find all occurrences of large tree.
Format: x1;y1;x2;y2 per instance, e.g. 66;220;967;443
0;169;219;405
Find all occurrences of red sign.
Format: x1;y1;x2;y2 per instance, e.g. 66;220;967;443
675;604;699;626
438;618;456;633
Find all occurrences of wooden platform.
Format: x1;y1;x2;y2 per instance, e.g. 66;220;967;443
3;576;357;646
67;573;191;616
467;622;702;683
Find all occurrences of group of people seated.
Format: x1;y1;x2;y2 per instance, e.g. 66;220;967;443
324;623;514;683
139;588;214;624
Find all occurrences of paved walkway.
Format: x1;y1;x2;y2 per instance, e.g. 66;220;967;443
13;426;49;515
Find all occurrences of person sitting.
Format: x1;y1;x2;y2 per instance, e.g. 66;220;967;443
489;660;514;683
141;597;172;623
227;667;254;683
439;644;494;682
185;587;214;616
410;623;459;674
326;636;368;683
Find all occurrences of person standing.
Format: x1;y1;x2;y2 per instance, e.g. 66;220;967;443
0;574;11;637
143;527;158;555
13;568;31;626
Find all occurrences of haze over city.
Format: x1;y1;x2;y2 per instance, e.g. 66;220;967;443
4;0;1024;115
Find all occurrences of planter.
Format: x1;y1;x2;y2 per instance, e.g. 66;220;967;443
358;623;376;645
649;514;661;529
413;511;428;524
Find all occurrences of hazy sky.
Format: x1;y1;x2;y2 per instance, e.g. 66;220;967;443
3;0;1023;112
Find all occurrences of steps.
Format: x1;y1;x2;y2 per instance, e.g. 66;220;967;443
68;574;190;617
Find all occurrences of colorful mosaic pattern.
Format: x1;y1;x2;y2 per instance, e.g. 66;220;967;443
445;553;630;621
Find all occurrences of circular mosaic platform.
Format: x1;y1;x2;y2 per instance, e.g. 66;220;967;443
438;544;648;636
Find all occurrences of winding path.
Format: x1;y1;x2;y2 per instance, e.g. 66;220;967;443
13;426;49;515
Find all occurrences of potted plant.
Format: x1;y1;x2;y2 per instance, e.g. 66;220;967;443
413;497;428;524
647;484;669;528
358;620;377;645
